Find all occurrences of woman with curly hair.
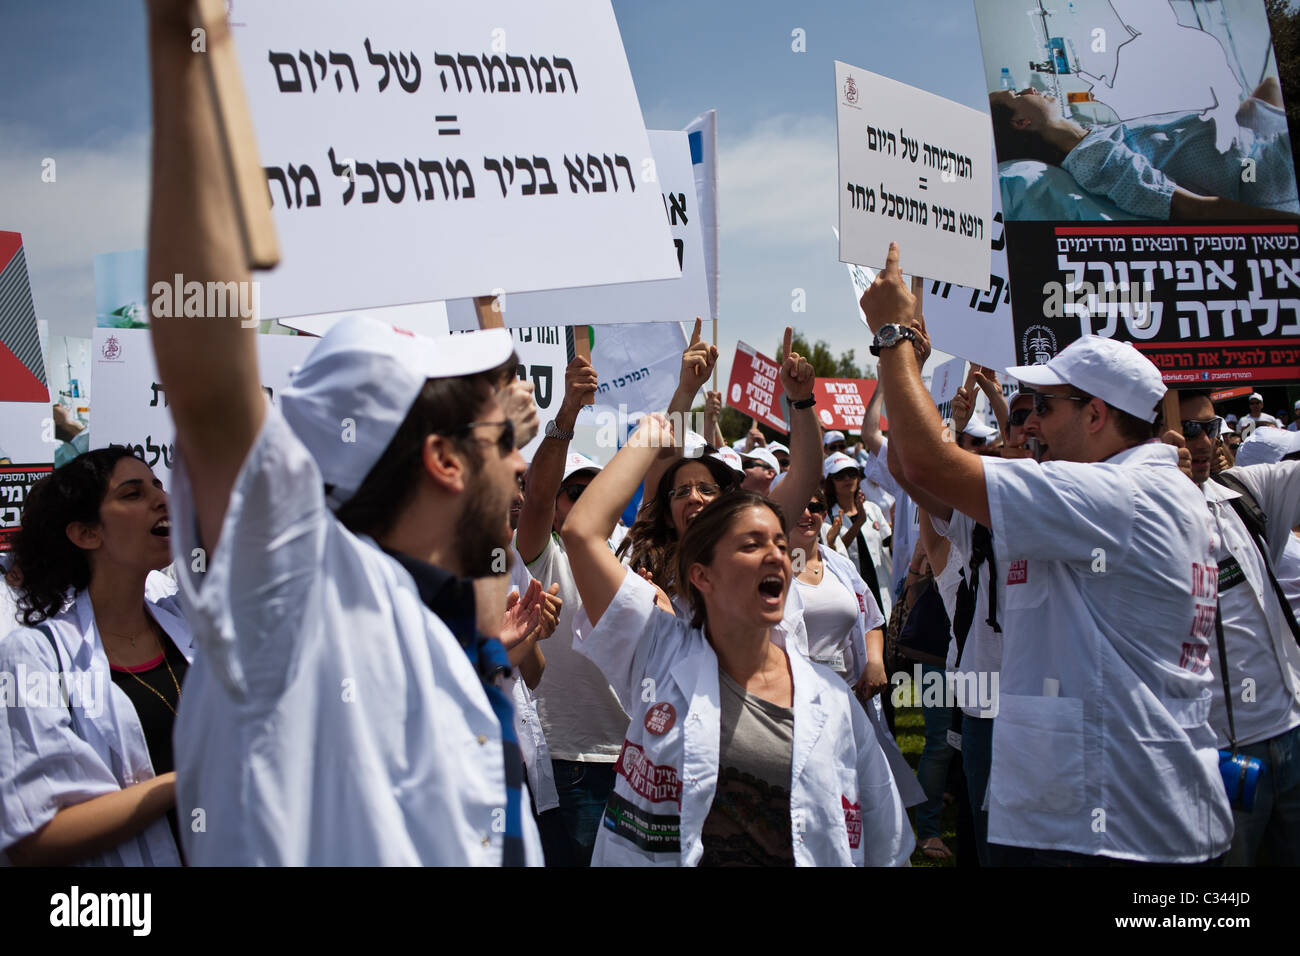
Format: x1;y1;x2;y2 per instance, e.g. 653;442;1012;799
0;448;193;865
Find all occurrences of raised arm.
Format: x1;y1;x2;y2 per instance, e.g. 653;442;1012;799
145;5;267;551
769;327;821;523
974;367;1009;439
561;415;672;625
643;318;716;498
861;373;886;455
515;356;598;563
861;245;989;527
702;389;726;450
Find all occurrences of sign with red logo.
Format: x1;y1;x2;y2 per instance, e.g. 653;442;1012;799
615;740;682;806
812;378;886;433
1006;560;1027;586
842;795;862;850
725;341;787;433
644;702;676;736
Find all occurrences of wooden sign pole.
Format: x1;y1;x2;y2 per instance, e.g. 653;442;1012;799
1162;389;1183;438
193;0;280;269
574;324;594;406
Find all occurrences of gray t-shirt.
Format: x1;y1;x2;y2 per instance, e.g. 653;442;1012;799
699;670;795;866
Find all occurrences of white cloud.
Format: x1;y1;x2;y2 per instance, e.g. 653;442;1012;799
0;123;149;338
717;113;837;247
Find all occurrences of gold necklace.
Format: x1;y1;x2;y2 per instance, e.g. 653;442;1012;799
121;650;182;717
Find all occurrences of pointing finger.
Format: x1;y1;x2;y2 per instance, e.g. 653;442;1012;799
783;326;793;361
689;317;702;346
884;241;901;279
911;275;924;319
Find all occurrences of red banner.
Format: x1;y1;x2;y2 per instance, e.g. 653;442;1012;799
813;378;883;432
725;341;787;433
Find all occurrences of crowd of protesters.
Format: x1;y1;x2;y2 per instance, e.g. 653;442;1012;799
1;8;1298;868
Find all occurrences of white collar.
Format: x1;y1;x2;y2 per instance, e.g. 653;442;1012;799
1199;476;1243;504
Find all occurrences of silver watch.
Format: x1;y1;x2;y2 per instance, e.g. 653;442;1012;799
545;420;574;441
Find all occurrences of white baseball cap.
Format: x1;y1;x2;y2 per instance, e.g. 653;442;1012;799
766;441;790;456
1225;413;1239;425
823;451;862;478
741;448;780;473
712;445;746;476
823;430;846;446
1007;335;1165;423
1248;393;1264;402
1234;427;1300;466
280;314;514;511
962;419;998;441
561;451;602;482
1293;399;1300;410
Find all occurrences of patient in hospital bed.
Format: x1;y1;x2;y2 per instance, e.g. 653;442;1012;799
989;78;1298;221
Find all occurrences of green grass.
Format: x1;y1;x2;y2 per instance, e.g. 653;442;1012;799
892;677;959;868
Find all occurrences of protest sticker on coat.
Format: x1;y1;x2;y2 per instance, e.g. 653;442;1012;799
444;131;710;330
230;0;678;320
973;0;1300;384
91;329;316;491
725;341;787;433
835;62;992;290
812;378;879;433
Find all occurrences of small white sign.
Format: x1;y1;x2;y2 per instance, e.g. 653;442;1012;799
232;0;678;319
929;356;966;407
91;329;316;490
444;131;709;330
835;61;992;290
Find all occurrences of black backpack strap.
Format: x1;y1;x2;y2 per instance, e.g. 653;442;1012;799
1212;472;1300;646
35;623;76;723
1214;598;1237;752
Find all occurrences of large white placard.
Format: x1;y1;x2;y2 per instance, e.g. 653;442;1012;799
684;110;719;321
232;0;678;319
835;61;992;290
444;131;710;330
278;301;451;338
91;329;317;491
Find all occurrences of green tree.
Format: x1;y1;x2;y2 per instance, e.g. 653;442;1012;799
1266;0;1300;164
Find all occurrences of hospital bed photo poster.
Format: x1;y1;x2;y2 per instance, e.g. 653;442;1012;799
973;0;1300;384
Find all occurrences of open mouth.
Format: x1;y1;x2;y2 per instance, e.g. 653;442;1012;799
758;575;784;601
150;518;171;538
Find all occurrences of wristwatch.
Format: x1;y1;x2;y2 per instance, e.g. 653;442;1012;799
869;323;919;356
790;395;816;409
544;420;574;441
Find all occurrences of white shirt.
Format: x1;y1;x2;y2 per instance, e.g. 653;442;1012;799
524;534;629;762
169;406;542;865
1200;463;1300;747
863;439;915;595
1279;534;1300;616
795;568;860;677
507;547;559;812
829;501;893;621
934;510;1004;720
983;442;1232;863
572;569;913;866
0;590;194;866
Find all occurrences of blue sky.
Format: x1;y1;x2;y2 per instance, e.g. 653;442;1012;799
0;0;994;384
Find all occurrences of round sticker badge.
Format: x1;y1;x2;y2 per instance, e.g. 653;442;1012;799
644;702;677;735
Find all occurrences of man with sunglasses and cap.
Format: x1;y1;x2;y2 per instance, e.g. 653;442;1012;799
144;7;546;865
513;356;633;867
860;242;1231;865
1173;390;1300;865
1241;393;1278;439
739;447;780;494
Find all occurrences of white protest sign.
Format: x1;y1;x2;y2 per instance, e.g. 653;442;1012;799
835;61;992;290
231;0;678;319
444;131;709;330
501;325;571;460
929;356;966;407
279;300;451;338
684;110;719;321
585;320;687;419
91;328;317;491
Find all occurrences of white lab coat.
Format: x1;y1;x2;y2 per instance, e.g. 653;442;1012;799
0;590;193;866
573;570;913;866
983;442;1233;862
169;405;542;866
816;545;928;808
507;546;559;813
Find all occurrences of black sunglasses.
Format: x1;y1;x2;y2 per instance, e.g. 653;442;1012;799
826;442;846;452
1009;408;1031;427
1182;418;1223;441
456;418;515;455
1032;393;1091;417
558;483;587;502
